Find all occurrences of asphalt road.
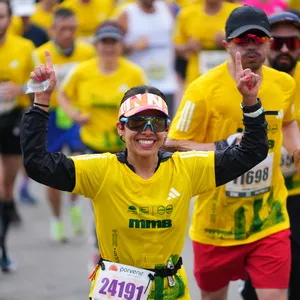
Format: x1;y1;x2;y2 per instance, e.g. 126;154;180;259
0;176;243;300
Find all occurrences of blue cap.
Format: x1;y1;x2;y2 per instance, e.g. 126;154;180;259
268;11;300;28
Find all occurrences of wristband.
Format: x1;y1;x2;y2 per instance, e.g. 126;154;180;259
241;98;262;113
243;107;264;118
33;102;49;108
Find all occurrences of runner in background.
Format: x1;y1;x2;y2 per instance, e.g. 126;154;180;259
166;6;300;300
0;0;35;271
173;0;240;85
34;7;95;242
117;0;178;118
241;11;300;300
58;0;115;43
58;20;147;265
7;0;48;205
10;0;49;46
30;0;59;36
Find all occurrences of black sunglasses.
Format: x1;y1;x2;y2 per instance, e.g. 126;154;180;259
270;36;300;51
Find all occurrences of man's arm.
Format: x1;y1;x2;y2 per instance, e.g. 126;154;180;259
165;138;215;151
282;120;300;154
282;120;300;172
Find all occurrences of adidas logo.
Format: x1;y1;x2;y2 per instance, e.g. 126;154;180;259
167;188;180;200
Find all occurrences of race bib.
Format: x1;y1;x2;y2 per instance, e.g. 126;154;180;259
54;63;78;88
92;261;155;300
198;50;229;74
145;59;167;80
225;153;274;198
280;147;296;178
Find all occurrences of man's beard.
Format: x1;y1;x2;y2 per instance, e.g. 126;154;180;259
241;50;264;72
269;53;298;73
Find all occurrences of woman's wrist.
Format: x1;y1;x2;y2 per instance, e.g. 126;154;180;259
241;96;258;108
33;95;50;111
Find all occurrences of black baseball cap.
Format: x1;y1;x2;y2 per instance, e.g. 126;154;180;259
268;11;300;28
226;6;271;40
94;21;123;42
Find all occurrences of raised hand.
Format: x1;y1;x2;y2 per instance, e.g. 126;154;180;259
30;50;57;98
235;52;260;106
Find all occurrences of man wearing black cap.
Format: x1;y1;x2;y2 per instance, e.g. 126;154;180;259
167;6;300;300
241;11;300;300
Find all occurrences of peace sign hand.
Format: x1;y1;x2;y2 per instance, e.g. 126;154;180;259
30;50;57;101
235;52;260;106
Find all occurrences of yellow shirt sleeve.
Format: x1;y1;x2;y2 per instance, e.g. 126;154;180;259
177;150;216;195
71;154;111;199
282;74;296;123
168;80;210;142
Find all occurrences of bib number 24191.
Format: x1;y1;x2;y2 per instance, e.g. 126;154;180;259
92;261;155;300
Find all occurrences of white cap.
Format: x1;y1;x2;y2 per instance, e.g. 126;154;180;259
11;0;36;16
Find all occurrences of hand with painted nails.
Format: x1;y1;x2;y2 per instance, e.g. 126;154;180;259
30;50;56;107
235;52;260;107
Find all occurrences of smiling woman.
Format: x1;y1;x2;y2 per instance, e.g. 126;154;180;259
20;51;268;300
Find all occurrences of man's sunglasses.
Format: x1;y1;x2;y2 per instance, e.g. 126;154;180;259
120;116;170;132
270;36;300;51
229;34;269;46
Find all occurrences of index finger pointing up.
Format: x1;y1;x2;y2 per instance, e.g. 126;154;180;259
235;52;243;75
45;50;53;69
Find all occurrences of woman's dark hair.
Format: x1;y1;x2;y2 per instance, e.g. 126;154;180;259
119;85;190;153
120;85;166;105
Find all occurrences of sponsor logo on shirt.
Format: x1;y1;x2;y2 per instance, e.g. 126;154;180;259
128;219;172;229
167;187;180;200
9;60;19;69
127;205;173;216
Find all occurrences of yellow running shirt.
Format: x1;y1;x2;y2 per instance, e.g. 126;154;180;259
61;57;147;152
30;3;57;32
34;40;95;109
173;2;239;84
58;0;115;41
169;62;296;246
71;150;215;299
0;34;35;110
283;62;300;196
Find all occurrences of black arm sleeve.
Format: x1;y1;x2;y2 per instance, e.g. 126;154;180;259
215;112;268;187
20;106;76;192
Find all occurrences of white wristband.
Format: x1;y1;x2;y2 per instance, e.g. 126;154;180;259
243;107;264;118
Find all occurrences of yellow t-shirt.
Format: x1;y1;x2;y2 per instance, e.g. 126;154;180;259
71;150;215;299
58;0;115;41
173;2;240;84
30;3;57;32
169;62;296;246
0;34;35;110
7;16;23;36
174;0;202;7
283;62;300;196
34;40;95;109
61;57;147;152
288;0;300;9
